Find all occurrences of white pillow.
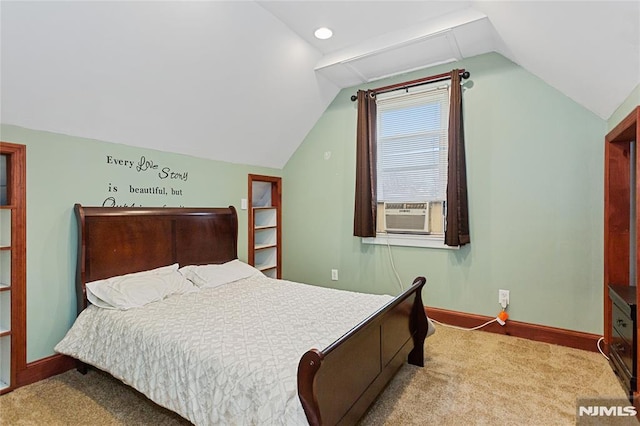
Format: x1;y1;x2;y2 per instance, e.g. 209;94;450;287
179;259;263;289
86;263;197;310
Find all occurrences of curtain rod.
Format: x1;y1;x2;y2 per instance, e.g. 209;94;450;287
350;69;470;101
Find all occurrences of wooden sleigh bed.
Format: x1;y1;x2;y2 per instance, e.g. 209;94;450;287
67;204;428;426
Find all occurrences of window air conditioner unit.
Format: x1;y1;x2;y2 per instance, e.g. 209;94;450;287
383;202;429;234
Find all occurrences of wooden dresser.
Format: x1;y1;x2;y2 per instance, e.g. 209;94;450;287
609;284;637;401
604;106;639;406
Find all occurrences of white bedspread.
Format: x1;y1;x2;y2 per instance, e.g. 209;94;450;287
55;275;394;426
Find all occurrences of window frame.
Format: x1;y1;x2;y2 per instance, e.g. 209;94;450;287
362;233;459;249
369;83;452;249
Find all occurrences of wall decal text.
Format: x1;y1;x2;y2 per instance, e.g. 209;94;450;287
101;154;191;207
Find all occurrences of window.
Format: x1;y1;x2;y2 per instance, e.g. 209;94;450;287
370;84;451;247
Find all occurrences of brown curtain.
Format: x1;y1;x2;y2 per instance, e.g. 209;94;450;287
445;69;470;246
353;90;377;237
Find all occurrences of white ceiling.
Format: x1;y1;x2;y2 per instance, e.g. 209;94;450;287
1;1;639;169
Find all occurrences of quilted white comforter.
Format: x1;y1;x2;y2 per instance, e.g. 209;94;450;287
55;274;394;426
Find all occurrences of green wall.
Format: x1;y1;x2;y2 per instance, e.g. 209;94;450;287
0;51;627;363
282;52;607;334
0;124;280;362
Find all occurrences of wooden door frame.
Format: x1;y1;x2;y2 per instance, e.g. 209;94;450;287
0;142;26;394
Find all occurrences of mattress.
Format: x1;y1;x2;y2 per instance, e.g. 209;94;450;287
55;274;394;425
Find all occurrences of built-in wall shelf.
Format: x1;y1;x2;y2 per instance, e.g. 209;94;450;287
248;175;282;279
0;142;26;395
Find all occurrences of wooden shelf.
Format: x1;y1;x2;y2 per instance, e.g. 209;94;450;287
248;175;282;279
255;243;277;250
256;263;277;271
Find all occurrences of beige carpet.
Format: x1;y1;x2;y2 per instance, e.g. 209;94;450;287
0;324;634;425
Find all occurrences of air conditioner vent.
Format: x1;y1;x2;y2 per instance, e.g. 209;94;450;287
383;202;429;234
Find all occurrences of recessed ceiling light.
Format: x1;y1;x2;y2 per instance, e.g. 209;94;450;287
314;27;333;40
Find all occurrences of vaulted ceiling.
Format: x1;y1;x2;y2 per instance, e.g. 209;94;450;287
2;1;639;169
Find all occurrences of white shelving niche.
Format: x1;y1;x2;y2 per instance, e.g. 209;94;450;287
253;208;278;278
248;175;282;280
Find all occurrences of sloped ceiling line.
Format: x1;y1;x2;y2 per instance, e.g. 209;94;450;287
1;1;638;169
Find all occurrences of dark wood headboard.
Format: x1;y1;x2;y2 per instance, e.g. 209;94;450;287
74;204;238;315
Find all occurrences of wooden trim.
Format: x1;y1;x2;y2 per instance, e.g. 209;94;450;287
603;106;640;381
606;106;639;144
603;137;632;353
0;141;26;394
426;306;602;352
16;354;76;388
247;174;282;278
248;178;254;267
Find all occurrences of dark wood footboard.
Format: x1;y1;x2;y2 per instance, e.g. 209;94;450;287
298;276;428;426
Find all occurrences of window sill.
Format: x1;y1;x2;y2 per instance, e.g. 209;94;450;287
362;233;459;250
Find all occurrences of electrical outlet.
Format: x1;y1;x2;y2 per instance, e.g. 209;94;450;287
331;269;338;281
498;289;509;308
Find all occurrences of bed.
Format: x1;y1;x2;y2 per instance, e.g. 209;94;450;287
56;204;429;425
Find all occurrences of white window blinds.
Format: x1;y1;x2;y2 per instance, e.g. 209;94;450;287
376;85;450;203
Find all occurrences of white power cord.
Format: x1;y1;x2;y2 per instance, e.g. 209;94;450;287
430;317;498;331
382;232;437;337
382;232;502;331
383;232;404;293
597;337;609;361
431;324;612;360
